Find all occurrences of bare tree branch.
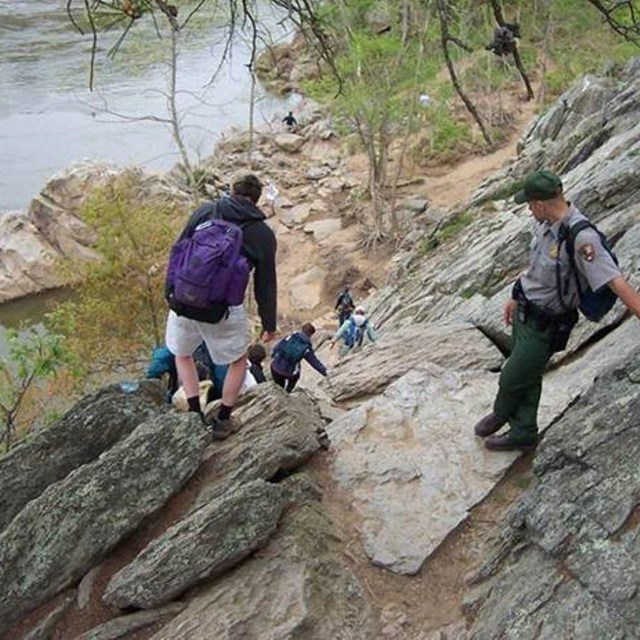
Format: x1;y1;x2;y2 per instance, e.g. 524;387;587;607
436;0;492;146
487;0;534;100
585;0;640;44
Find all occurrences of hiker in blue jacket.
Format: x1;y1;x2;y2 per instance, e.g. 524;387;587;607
330;306;376;355
271;323;327;392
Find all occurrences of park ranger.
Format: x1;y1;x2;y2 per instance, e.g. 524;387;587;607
474;169;640;452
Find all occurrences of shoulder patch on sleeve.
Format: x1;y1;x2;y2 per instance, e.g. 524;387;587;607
578;243;596;263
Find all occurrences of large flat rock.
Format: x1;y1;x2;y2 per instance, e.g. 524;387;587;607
0;383;161;534
328;322;504;402
0;412;208;635
327;319;640;575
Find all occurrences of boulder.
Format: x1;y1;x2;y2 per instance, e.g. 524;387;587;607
104;480;291;609
0;383;162;534
286;266;326;310
0;210;65;303
273;133;305;153
150;501;375;639
27;160;121;259
303;218;342;241
467;342;640;638
192;385;323;508
327;364;516;574
0;411;208;635
328;322;504;402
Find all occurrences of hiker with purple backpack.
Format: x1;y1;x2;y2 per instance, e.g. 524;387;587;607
164;174;278;440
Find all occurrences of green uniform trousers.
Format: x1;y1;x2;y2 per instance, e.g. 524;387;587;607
493;312;554;444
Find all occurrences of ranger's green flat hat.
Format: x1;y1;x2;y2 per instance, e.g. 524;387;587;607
514;170;563;204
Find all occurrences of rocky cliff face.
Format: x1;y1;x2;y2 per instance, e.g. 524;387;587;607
0;161;188;303
3;60;640;639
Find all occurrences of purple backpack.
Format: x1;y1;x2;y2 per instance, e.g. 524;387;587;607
166;218;250;315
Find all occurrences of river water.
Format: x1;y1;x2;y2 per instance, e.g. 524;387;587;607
0;0;298;212
0;0;299;354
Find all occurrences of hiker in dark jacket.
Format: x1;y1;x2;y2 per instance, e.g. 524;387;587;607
165;174;278;439
335;285;355;326
271;323;327;392
247;343;267;384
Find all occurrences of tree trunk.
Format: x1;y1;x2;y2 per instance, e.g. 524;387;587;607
168;28;196;187
436;0;492;146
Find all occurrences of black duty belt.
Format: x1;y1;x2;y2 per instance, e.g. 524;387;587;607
512;281;576;331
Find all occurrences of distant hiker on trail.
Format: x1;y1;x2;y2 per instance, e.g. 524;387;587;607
247;343;267;384
271;323;327;393
282;111;297;132
474;169;640;453
331;306;376;355
164;174;278;440
335;285;355;327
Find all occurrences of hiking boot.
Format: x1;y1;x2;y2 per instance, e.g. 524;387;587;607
484;432;538;452
217;417;241;434
208;417;232;441
474;412;507;437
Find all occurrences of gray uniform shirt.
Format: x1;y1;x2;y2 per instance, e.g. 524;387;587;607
520;204;621;314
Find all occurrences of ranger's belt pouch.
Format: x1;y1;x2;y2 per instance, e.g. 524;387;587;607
549;309;579;353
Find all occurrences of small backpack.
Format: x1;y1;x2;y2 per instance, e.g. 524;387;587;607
344;318;367;348
558;220;619;322
166;212;251;322
278;334;309;363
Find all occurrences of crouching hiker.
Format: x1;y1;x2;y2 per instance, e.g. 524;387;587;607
164;174;278;440
271;323;327;392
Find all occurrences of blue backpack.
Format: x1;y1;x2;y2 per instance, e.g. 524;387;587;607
558;220;619;322
147;347;175;378
279;333;309;363
166;206;251;323
344;318;367;348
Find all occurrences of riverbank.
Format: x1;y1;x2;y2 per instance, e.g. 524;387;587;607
0;0;298;212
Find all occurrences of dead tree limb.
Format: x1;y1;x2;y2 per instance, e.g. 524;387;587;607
436;0;492;146
487;0;534;100
585;0;640;44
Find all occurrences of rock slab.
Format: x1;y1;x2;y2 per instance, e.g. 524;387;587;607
0;412;207;635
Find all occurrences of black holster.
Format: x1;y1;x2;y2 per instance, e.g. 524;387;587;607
513;280;578;352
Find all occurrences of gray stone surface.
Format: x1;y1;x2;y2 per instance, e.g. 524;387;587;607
328;322;504;402
328;364;515;574
104;480;291;609
76;603;185;640
193;384;323;509
150;502;375;640
0;384;161;534
273;133;304;153
468;344;640;639
303;218;342;241
286;265;326;310
22;593;76;640
0;412;208;635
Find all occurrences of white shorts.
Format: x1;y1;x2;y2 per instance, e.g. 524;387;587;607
165;307;249;365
